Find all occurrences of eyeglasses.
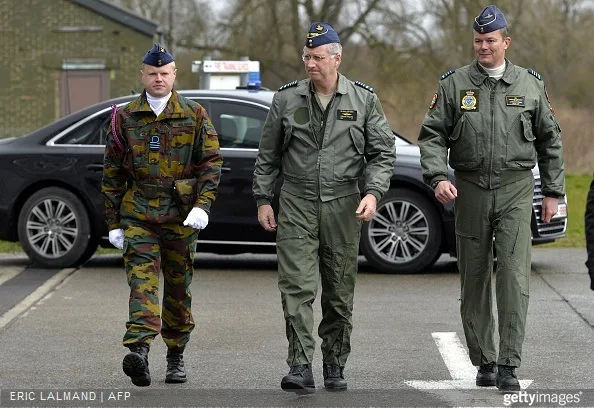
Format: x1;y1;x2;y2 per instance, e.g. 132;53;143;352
302;54;336;62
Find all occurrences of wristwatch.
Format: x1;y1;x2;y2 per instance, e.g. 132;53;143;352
431;180;442;190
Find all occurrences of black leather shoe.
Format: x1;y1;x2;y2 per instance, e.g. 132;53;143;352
496;365;520;391
122;343;151;387
281;364;315;394
476;362;497;386
323;363;347;391
165;349;187;383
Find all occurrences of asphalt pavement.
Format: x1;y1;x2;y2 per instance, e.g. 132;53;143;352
0;248;592;407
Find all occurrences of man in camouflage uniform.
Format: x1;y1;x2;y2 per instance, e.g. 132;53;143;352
418;5;565;391
253;22;396;393
586;174;594;291
101;44;222;387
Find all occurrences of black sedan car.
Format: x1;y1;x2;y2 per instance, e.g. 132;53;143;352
0;90;567;273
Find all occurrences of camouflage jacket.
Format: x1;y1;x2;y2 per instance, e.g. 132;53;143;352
418;59;565;197
101;90;223;230
253;73;396;205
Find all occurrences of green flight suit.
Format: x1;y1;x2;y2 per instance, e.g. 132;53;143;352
418;60;565;368
253;74;396;367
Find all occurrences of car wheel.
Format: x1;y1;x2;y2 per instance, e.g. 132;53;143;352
18;187;96;268
360;188;442;274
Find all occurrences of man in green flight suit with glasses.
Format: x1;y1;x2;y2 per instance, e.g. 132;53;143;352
418;5;565;392
253;22;396;394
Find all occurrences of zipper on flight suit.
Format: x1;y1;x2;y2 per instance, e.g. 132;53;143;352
488;79;496;189
316;93;336;196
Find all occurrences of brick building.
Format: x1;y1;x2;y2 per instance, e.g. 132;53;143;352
0;0;160;138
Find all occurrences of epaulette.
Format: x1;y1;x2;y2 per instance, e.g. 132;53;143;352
355;81;374;93
278;80;298;91
440;70;455;80
527;69;542;80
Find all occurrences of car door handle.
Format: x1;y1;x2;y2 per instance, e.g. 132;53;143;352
87;164;104;172
221;167;231;173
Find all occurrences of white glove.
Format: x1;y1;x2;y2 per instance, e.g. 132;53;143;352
109;228;124;250
183;207;209;230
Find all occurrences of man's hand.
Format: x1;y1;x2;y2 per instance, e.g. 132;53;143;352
541;196;559;223
356;194;377;222
434;181;457;203
258;204;277;232
183;207;209;229
108;228;124;250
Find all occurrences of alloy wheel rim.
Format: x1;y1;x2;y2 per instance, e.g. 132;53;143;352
25;198;78;259
368;200;430;264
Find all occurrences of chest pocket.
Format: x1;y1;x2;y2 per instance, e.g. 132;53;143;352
505;113;536;168
334;127;365;181
122;122;148;172
448;115;481;171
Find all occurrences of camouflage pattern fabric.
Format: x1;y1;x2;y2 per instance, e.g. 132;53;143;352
121;217;198;348
102;90;223;231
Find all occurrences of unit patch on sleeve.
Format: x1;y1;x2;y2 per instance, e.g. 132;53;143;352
337;110;357;121
460;90;479;111
505;95;526;107
429;92;438;110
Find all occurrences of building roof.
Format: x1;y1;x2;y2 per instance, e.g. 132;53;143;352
72;0;160;37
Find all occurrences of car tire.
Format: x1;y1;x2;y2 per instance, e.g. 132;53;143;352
18;187;96;268
360;188;442;274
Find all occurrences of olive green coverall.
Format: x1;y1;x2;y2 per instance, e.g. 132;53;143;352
418;60;565;368
253;74;396;367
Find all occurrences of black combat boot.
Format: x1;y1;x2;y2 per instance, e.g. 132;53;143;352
323;363;347;391
122;343;151;387
165;349;187;383
496;365;520;391
280;364;315;394
476;362;497;386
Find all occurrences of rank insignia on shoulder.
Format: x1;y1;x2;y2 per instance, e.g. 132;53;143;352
440;70;455;80
355;81;374;93
278;80;298;91
527;69;542;80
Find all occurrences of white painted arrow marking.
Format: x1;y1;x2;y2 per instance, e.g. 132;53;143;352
405;332;533;390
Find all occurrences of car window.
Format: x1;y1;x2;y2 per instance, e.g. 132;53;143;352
55;113;111;145
208;101;267;148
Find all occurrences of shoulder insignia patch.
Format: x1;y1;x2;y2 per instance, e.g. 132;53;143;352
440;70;455;80
355;81;374;93
527;69;542;80
277;80;298;91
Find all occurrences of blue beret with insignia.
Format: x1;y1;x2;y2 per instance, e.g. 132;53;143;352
306;22;340;48
473;5;508;34
142;43;174;67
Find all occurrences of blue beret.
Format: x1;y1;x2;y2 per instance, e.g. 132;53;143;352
305;22;340;48
142;43;174;67
473;5;508;34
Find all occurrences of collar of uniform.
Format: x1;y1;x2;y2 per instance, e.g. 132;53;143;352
129;90;189;118
469;59;518;86
296;73;348;96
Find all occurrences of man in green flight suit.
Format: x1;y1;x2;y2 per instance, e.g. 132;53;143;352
253;22;396;393
102;44;222;387
418;5;565;391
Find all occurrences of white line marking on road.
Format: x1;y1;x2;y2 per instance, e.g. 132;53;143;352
0;268;77;331
405;332;533;390
432;332;476;380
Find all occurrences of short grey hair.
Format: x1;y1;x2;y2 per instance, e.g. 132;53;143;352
327;42;342;56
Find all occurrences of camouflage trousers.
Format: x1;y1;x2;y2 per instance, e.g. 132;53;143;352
276;191;362;367
121;217;199;350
